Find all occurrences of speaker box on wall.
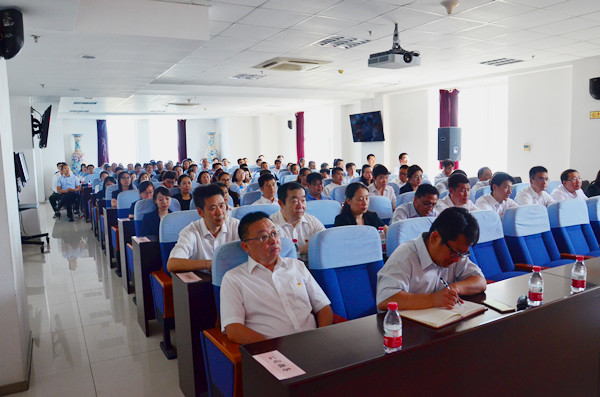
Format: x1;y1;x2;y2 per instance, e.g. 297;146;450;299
590;78;600;100
0;8;24;60
287;120;293;129
438;127;461;161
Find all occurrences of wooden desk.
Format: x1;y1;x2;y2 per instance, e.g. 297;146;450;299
544;256;600;284
103;207;118;269
118;218;135;293
172;272;217;397
132;237;163;336
241;271;600;396
81;186;92;221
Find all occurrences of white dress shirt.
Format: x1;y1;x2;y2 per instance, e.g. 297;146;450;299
376;234;484;305
390;177;406;188
253;196;279;205
168;217;240;261
270;210;325;247
391;202;437;224
368;183;397;209
51;172;61;193
435;195;479;212
472;180;490;192
550;184;587;202
435;180;449;195
220;256;331;339
475;194;519;218
434;172;449;184
515;185;556;207
323;182;342;197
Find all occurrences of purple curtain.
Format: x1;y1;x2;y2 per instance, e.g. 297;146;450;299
295;112;304;162
97;120;109;166
439;89;459;127
177;119;187;162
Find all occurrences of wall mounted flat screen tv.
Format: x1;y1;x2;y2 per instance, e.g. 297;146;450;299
14;152;29;186
349;111;385;142
31;105;52;149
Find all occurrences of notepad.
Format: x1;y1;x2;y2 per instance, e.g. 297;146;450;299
399;300;486;329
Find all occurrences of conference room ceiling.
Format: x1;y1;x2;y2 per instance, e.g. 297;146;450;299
4;0;600;118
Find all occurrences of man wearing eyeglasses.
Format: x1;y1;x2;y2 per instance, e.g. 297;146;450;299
391;184;439;224
220;212;333;344
515;166;556;207
167;184;239;272
551;168;588;202
377;207;486;311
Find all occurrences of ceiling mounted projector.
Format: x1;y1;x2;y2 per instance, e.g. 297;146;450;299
368;23;420;69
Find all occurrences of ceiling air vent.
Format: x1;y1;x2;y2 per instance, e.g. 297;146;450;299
480;58;523;66
253;57;330;72
317;35;370;49
230;73;265;80
72;101;97;105
69;110;90;113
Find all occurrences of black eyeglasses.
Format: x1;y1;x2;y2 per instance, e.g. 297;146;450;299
244;230;280;243
444;241;470;259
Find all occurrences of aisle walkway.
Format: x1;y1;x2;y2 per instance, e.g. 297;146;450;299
15;203;183;397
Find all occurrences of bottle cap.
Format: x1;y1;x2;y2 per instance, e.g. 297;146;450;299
292;239;298;243
378;227;384;230
533;266;541;272
576;255;585;261
387;302;398;311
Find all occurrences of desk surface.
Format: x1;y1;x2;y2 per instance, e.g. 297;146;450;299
544;256;600;283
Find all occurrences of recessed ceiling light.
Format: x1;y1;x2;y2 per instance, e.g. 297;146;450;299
80;55;95;59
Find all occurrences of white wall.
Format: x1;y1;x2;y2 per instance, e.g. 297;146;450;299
508;67;573;181
186;118;217;162
0;59;30;391
570;56;600;181
61;119;98;168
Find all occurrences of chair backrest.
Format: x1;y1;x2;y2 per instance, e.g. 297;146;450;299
386;217;434;255
240;190;263;206
388;182;400;196
169;187;180;197
587;196;600;243
231;204;280;220
159;210;202;275
84;174;98;185
439;190;449;199
475;185;491;201
548;200;599;255
469;210;519;281
282;174;298;184
306;200;341;228
368;196;393;225
397;191;415;206
152;181;162;188
246;182;260;192
510;182;529;199
116;189;140;218
278;170;291;178
211;238;296;317
105;184;119;205
308;226;383;320
468;177;478;188
92;178;102;189
547;180;561;194
331;185;347;204
422;179;431;185
133;198;181;235
349;177;361;184
323;178;333;186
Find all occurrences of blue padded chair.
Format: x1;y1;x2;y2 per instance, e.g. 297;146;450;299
475;185;491;201
509;182;529;199
278;170;291;178
386;217;434;256
547;180;561;195
469;210;528;282
306;200;341;228
397;191;415;206
587;197;600;243
240;190;263;206
246;182;260;193
422;179;431;185
152;181;163;188
231;204;279;220
149;210;201;359
323;178;333;186
92;178;102;190
469;188;476;203
191;181;200;191
308;225;383;320
502;205;572;268
468;177;478;188
330;185;347;203
368;196;393;225
349;177;361;184
105;184;119;207
201;238;296;397
388;182;400;196
281;174;298;184
439;190;449;199
116;190;140;219
548;200;600;257
169;187;180;197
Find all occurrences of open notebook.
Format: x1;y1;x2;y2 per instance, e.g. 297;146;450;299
399;300;486;329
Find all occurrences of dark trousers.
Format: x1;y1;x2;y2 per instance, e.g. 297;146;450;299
58;192;79;218
49;192;60;212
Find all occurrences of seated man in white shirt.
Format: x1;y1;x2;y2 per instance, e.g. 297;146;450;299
344;162;357;184
391;183;439;223
308;161;317;170
436;173;478;212
167;184;240;272
434;159;455;184
273;159;283;176
253;173;279;205
220;211;333;344
475;172;519;218
435;169;466;195
391;164;408;188
368;165;397;210
367;154;376;167
270;182;325;257
306;173;332;201
323;167;345;197
377;207;486;310
551;168;588;202
515;166;557;207
472;167;492;192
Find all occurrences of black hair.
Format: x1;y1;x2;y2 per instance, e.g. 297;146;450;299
346;162;355;171
441;159;455;168
333;158;344;167
177;174;192;185
258;173;275;187
173;165;183;171
448;173;470;190
430;207;480;246
259;169;272;176
340;182;369;218
212;163;223;170
135;163;141;168
366;154;375;160
163;171;176;181
490;172;515;192
238;211;271;241
153;186;171;202
103;176;116;188
360;164;372;185
407;164;423;179
320;168;330;176
277;182;304;204
560;169;578;183
529;166;548;180
400;164;409;171
320;162;329;169
372;164;390;179
296;167;311;183
306;172;323;185
477;167;490;178
217;171;231;181
192;184;224;210
232;168;245;183
399;152;407;160
100;171;109;178
197;170;211;183
138;181;153;194
117;171;133;191
331;166;344;177
415;183;439;198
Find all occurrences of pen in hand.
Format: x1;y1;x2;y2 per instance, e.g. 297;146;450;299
439;277;462;306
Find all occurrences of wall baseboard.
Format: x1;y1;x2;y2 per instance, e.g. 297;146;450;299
0;333;32;396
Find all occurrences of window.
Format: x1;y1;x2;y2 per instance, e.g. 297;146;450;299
149;118;178;163
106;119;136;164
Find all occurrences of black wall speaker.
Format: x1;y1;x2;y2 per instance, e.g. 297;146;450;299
438;127;461;161
590;78;600;100
287;120;293;129
0;8;24;60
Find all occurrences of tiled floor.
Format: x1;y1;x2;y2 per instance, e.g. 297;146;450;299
14;204;183;397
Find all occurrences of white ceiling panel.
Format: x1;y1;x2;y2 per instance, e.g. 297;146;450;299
292;16;359;34
265;30;326;45
582;10;600;22
551;41;600;55
545;0;600;17
219;24;282;40
209;21;234;37
201;36;262;51
503;0;567;7
493;9;567;29
458;1;534;23
531;16;599;35
562;25;600;41
237;8;310;29
208;2;255;23
521;36;579;50
489;30;549;46
452;24;515;40
318;0;398;21
262;0;343;14
406;0;493;16
416;17;484;35
370;8;444;30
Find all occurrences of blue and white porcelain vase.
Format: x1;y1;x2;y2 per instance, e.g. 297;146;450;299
71;134;84;171
205;131;218;161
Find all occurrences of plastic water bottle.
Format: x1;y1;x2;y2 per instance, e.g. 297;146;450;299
528;266;543;306
383;302;402;353
571;255;587;293
378;227;386;255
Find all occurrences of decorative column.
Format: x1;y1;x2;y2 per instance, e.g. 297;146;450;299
71;134;84;171
204;131;218;161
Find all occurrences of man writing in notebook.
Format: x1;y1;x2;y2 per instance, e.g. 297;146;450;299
376;207;486;311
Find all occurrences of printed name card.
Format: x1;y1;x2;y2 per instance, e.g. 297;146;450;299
253;350;306;380
135;236;150;243
177;272;201;283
